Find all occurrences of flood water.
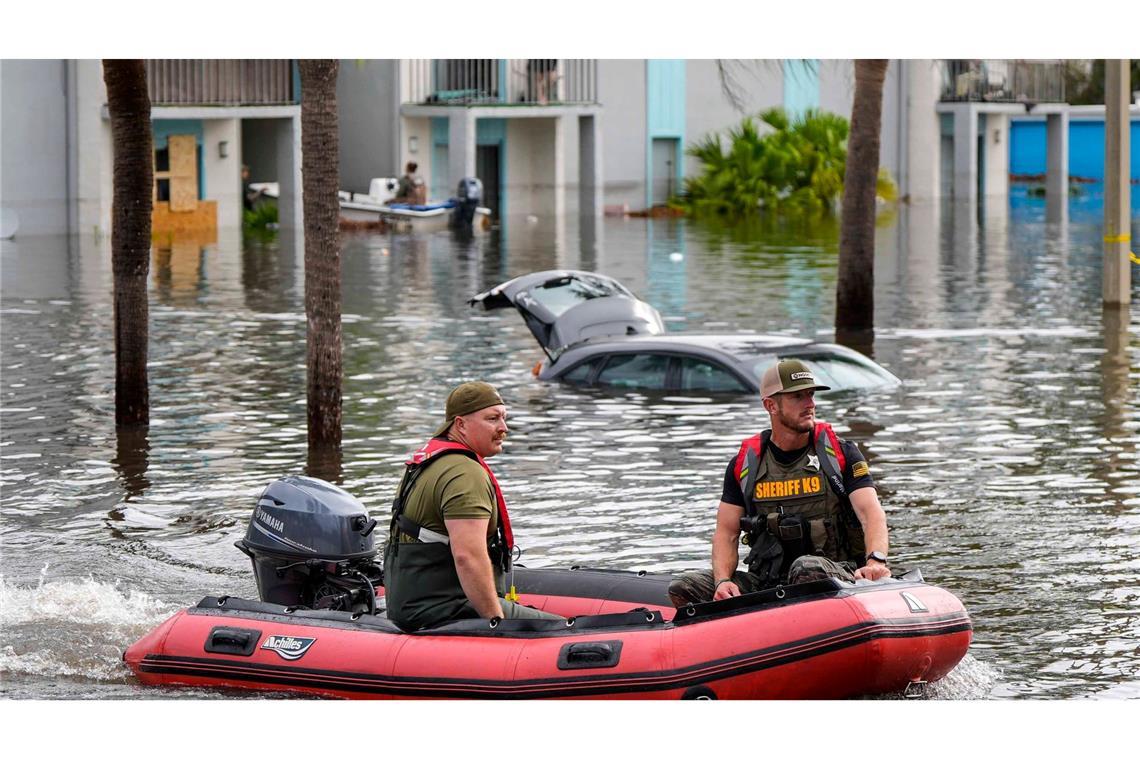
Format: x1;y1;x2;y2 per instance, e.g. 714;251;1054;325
2;189;1138;700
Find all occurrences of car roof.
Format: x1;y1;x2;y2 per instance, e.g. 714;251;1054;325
557;332;812;359
548;333;899;388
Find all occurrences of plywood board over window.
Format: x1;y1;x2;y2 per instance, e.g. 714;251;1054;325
168;135;199;211
153;133;215;236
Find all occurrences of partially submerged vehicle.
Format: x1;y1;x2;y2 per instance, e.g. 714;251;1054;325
124;476;971;700
469;270;900;395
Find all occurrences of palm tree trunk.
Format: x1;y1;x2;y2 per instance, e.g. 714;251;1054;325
836;59;888;349
298;60;343;479
102;60;153;427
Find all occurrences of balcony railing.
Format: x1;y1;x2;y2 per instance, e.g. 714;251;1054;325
146;60;296;106
403;59;597;106
940;59;1066;104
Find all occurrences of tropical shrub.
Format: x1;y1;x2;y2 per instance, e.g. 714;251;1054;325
243;200;278;229
675;107;895;217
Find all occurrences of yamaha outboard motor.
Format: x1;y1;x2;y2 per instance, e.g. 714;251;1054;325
450;176;483;231
236;475;383;614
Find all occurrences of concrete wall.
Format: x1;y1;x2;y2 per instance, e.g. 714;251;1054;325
597;59;647;208
878;62;902;193
337;59;399;194
506;117;562;216
203;118;241;228
400;116;433;193
818;60;854;115
684;60;784;181
817;60;909;199
74;60;112;236
1;60;70;235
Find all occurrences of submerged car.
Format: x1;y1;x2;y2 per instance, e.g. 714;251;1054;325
469;270;900;395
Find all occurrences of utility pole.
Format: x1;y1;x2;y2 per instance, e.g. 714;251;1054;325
1103;59;1132;305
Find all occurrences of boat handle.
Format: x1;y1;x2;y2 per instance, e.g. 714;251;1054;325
205;626;261;656
557;640;623;670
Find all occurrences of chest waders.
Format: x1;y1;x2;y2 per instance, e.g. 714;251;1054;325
383;440;514;631
734;423;865;585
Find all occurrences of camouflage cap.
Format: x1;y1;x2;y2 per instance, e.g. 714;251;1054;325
759;359;830;399
434;381;505;436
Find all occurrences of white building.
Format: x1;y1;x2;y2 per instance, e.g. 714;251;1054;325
2;58;1074;240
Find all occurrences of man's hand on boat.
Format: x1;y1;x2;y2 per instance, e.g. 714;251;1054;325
853;562;891;581
713;579;742;601
850;488;892;582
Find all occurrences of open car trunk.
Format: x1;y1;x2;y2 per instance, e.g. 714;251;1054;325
470;270;665;357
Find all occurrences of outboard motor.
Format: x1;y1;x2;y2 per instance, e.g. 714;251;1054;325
450;176;483;230
235;475;383;614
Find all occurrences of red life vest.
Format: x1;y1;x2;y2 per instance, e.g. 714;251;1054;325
733;422;847;497
406;438;514;550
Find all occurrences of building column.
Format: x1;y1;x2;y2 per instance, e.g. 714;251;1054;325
276;114;303;232
1045;111;1069;198
578;113;603;217
447;110;476;192
204;118;241;229
553;114;566;218
1045;110;1069;222
952;104;978;202
982;113;1009;200
905;60;942;202
1103;59;1131;306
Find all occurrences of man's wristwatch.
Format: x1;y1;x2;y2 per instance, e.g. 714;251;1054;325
865;551;888;565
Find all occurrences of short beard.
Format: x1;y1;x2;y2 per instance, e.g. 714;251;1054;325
776;404;813;434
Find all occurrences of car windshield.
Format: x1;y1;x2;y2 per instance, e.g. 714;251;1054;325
752;355;897;392
527;275;633;318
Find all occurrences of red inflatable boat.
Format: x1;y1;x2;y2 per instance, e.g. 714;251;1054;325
123;476;971;699
125;566;970;699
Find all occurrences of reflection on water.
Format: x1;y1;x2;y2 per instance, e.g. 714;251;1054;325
1;198;1138;699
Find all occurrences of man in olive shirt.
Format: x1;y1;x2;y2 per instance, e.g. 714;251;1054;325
384;382;562;631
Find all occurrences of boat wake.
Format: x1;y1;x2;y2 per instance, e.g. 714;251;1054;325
0;569;180;684
927;653;1001;699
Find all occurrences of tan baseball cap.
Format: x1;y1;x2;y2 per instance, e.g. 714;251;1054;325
759;359;830;399
434;381;505;436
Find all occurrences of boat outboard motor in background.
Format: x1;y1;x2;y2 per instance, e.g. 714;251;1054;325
235;475;383;614
451;176;483;231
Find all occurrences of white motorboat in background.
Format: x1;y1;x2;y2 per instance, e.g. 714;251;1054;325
248;178;491;233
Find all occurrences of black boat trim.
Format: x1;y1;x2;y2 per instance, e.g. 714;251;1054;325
185;570;936;638
139;612;972;699
188;600;668;638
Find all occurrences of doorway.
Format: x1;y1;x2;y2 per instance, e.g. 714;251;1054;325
476;144;501;217
651;138;679;206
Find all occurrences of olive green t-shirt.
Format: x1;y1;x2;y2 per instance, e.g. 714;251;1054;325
396;454;497;542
